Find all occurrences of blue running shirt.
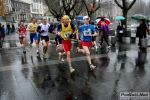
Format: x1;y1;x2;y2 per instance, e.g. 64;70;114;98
78;24;96;41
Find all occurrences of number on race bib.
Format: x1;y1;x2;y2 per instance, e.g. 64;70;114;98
64;32;71;38
84;30;91;36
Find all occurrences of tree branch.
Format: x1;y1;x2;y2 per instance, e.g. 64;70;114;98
127;0;137;10
114;0;123;9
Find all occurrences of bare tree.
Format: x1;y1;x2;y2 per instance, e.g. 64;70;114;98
82;0;105;19
44;0;84;20
129;0;146;16
114;0;137;31
0;0;6;19
44;0;64;20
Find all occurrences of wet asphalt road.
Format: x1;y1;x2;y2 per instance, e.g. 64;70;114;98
0;33;150;100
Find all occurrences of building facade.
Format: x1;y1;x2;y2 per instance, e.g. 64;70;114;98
6;0;30;22
30;0;44;17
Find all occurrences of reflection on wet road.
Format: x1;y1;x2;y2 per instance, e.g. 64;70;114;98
0;35;150;99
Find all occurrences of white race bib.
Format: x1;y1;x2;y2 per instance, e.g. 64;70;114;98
64;32;71;38
19;34;26;37
84;29;91;36
33;26;37;30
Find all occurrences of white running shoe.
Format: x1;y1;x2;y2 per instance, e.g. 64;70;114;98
36;50;39;54
61;58;64;62
98;44;102;48
107;46;111;49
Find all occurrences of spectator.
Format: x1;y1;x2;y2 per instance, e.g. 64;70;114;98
12;24;15;33
117;22;124;44
137;19;147;49
7;23;11;34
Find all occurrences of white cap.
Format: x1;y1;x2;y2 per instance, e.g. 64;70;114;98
83;16;90;20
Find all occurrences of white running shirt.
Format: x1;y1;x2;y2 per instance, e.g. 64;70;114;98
39;23;50;36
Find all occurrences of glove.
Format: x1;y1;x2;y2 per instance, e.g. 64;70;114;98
41;30;45;33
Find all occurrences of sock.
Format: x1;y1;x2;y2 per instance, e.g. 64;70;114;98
95;46;98;49
78;49;80;52
36;49;39;52
70;66;73;69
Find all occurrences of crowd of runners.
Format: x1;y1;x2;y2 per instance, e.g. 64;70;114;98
16;15;111;73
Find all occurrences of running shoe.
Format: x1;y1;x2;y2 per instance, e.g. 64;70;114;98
42;50;47;59
90;64;96;70
58;52;62;60
70;67;75;73
61;58;64;62
98;44;102;48
107;46;111;49
36;49;39;54
95;49;98;54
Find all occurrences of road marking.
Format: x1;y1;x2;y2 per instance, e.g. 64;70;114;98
16;42;22;47
0;50;138;72
2;43;10;49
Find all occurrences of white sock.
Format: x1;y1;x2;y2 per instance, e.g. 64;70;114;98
70;66;73;69
78;49;80;52
95;46;98;49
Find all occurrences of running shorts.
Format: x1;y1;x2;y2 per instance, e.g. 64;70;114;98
92;36;96;42
61;40;71;52
30;33;38;42
41;36;49;42
19;34;26;39
79;41;92;47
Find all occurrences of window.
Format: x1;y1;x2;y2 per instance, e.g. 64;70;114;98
12;8;15;12
15;14;17;19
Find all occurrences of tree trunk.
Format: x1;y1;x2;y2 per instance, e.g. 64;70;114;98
123;9;128;32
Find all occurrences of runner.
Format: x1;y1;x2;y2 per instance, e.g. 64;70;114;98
55;15;77;73
92;36;98;53
91;22;98;53
53;18;64;62
27;18;39;56
37;20;42;45
38;17;50;59
16;22;26;53
76;16;97;70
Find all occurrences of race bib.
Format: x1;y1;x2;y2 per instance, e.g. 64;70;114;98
119;30;123;33
33;26;37;30
84;29;91;36
64;32;71;38
19;34;26;38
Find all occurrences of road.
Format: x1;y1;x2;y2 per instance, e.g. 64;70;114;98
0;32;150;100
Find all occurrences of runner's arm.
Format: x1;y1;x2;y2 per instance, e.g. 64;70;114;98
71;23;77;34
92;26;97;37
55;24;61;35
26;24;34;32
16;28;19;34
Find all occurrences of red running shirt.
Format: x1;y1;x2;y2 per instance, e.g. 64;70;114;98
18;26;26;34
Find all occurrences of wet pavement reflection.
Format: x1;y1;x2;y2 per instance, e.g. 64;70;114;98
0;36;150;99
